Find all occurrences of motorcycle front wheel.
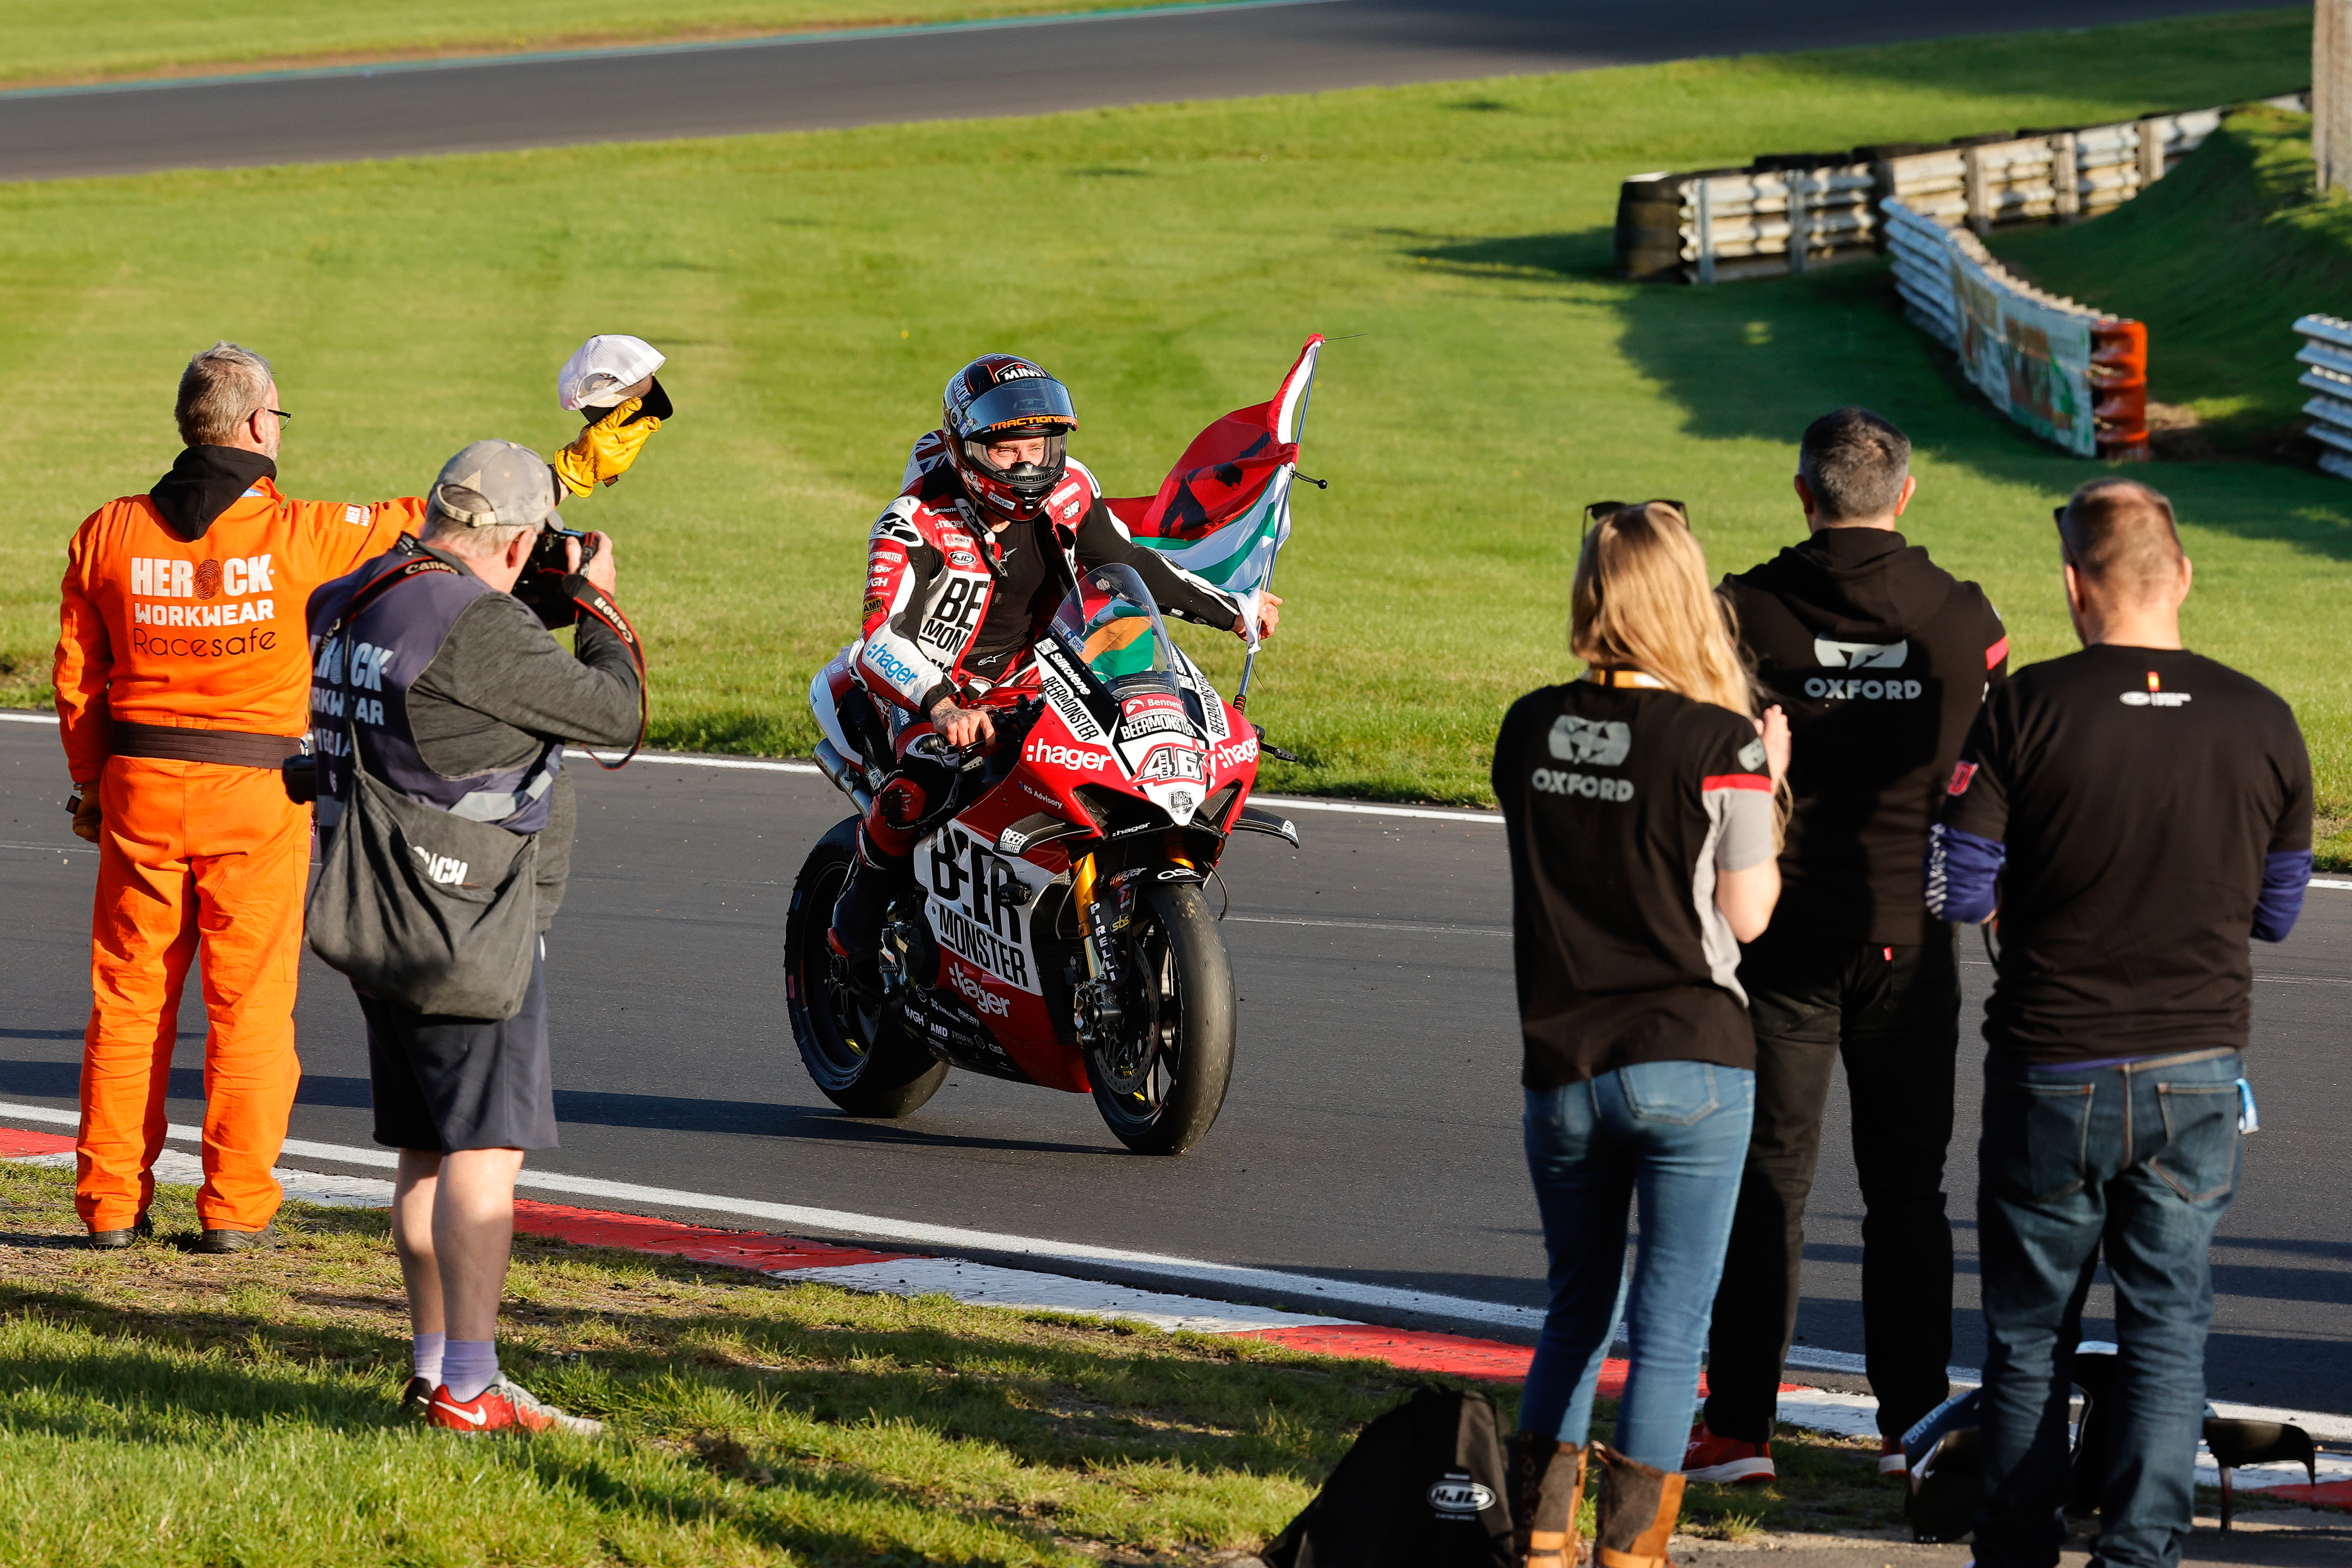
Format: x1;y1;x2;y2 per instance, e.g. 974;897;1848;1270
1087;881;1235;1155
784;817;948;1118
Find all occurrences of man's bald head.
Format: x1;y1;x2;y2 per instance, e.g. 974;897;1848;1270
2058;479;2184;603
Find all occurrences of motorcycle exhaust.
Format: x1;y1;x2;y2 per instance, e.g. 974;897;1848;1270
813;739;874;815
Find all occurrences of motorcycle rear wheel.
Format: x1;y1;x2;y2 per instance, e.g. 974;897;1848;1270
785;818;948;1118
1087;882;1235;1155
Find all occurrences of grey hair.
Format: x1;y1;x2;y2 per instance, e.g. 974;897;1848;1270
420;505;537;561
175;341;273;446
1797;407;1912;522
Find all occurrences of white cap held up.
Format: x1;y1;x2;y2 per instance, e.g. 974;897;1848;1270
558;335;667;411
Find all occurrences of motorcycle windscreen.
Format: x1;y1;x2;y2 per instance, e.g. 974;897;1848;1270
1049;564;1177;688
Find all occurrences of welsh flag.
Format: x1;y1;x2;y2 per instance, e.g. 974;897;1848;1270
1106;335;1323;648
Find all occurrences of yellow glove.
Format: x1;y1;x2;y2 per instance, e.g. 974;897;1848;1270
553;397;662;497
69;785;101;844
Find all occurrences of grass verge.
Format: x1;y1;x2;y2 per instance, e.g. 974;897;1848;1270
2;8;2344;860
0;0;1202;91
1991;105;2352;454
0;1160;1912;1564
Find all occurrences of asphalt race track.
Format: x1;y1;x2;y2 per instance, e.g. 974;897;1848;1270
0;0;2296;182
2;716;2347;1413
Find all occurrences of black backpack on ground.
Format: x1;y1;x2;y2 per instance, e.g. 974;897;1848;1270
1263;1385;1515;1568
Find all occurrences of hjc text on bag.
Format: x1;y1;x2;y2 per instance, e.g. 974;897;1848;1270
1263;1386;1515;1568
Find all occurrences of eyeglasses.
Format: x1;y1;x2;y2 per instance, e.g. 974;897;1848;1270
267;408;292;423
1583;498;1688;536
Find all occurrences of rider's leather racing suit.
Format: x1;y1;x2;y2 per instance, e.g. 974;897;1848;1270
829;443;1243;984
849;446;1240;857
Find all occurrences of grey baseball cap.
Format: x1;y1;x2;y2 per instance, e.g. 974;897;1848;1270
429;439;555;531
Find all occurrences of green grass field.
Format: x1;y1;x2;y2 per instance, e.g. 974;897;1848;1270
3;8;2345;858
1993;103;2352;451
0;0;1198;90
0;1162;1908;1565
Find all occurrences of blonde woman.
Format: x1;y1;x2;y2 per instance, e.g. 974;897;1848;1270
1495;501;1789;1568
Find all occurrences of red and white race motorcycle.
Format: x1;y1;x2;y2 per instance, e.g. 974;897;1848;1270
786;564;1297;1154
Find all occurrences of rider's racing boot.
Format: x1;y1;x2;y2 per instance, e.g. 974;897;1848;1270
828;840;909;1009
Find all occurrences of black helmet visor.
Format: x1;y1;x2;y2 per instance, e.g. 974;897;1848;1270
956;375;1077;440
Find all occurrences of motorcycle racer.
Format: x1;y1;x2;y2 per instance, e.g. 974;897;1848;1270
831;354;1281;998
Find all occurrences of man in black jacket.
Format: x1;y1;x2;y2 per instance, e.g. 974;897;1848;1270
308;440;641;1437
1686;409;2009;1483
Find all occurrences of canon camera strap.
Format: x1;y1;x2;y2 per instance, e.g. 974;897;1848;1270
319;549;647;771
563;573;647;769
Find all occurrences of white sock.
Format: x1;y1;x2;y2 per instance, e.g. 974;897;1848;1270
442;1339;498;1403
412;1331;446;1388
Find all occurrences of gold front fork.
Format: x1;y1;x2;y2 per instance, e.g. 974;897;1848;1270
1073;852;1104;980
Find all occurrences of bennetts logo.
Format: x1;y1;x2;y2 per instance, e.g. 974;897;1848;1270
1427;1471;1495;1517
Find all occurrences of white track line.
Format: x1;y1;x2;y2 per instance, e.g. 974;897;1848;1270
16;710;2352;844
0;1099;1537;1330
8;1104;2350;1449
10;1147;393;1207
791;1258;1356;1334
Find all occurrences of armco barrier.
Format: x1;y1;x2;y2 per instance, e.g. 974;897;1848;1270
2295;314;2352;480
1618;94;2308;285
1884;200;2148;460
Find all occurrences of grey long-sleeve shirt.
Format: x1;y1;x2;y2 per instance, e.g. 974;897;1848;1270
403;547;642;928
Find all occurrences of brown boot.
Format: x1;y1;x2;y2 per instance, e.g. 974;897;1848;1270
1512;1431;1587;1567
1590;1443;1687;1568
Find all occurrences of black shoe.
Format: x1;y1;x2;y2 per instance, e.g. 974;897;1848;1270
87;1213;154;1249
400;1376;434;1418
829;855;904;1007
196;1223;279;1254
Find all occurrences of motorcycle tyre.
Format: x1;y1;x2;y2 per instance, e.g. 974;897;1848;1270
785;817;948;1119
1088;882;1235;1156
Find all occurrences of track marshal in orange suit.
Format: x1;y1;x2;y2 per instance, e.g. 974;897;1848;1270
54;341;426;1251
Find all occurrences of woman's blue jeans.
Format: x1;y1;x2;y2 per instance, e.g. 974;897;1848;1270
1521;1060;1757;1470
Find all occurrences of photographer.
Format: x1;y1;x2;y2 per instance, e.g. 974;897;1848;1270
306;440;641;1436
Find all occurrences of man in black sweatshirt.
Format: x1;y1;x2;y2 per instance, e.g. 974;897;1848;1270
1685;408;2009;1483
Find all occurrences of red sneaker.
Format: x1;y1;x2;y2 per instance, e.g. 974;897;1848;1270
426;1376;603;1436
1683;1421;1775;1483
1878;1436;1908;1475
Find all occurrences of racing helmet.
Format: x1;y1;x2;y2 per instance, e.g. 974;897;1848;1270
940;354;1077;521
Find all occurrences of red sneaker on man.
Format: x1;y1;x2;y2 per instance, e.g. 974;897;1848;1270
426;1376;604;1436
1878;1436;1908;1475
1683;1422;1775;1483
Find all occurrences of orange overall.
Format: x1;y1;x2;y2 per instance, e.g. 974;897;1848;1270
54;476;424;1233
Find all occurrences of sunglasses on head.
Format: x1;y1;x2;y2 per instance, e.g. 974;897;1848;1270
1583;498;1689;536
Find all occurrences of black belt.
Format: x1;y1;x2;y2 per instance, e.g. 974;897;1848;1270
113;720;305;771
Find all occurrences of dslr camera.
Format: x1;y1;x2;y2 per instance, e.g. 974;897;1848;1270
515;526;609;629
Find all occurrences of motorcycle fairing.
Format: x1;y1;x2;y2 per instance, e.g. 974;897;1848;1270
918;819;1055;997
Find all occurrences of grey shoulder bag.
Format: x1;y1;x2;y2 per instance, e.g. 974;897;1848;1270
304;558;542;1021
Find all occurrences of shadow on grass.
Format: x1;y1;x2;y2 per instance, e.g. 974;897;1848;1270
0;1327;1044;1564
0;1244;1412;1481
647;708;809;757
1603;256;2352;563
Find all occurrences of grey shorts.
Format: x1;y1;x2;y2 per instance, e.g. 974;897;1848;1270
361;944;558;1152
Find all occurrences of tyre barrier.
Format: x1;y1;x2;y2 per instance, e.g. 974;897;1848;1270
1884;200;2148;460
1616;93;2309;286
2294;314;2352;482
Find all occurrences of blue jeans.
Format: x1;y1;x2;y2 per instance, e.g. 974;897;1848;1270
1522;1061;1756;1470
1972;1049;2243;1568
